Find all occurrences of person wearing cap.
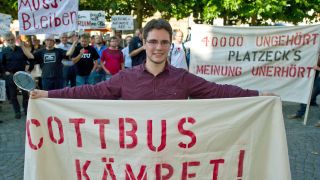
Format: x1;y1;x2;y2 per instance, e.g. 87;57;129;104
1;32;33;119
23;34;74;91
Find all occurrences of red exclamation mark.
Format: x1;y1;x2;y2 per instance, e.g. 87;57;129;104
237;150;245;180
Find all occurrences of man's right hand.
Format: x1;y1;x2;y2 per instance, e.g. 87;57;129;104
30;89;48;99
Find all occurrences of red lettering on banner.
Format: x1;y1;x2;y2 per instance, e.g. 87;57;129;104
94;119;110;149
125;164;147;180
20;11;77;31
181;161;200;179
47;116;64;144
196;65;242;76
155;163;174;180
26;119;44;150
69;118;86;148
43;0;49;9
178;117;197;149
251;65;313;78
40;16;48;28
19;0;62;11
147;120;167;152
201;36;244;47
237;150;245;180
22;13;31;30
101;157;116;180
210;159;225;180
75;159;91;180
18;0;33;11
119;118;138;149
32;0;40;11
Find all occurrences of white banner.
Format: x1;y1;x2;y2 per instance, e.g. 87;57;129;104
111;15;134;30
189;24;320;103
78;11;105;29
0;80;6;101
24;97;290;180
0;13;11;35
18;0;78;35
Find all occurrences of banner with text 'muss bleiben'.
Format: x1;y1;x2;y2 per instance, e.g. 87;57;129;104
18;0;78;35
24;97;290;180
190;24;320;104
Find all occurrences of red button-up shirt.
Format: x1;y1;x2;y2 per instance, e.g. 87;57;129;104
49;64;258;100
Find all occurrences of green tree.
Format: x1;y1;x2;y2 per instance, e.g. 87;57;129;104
0;0;18;19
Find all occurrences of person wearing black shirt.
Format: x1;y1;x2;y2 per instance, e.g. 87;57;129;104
35;35;68;90
129;28;146;66
1;32;33;119
69;33;99;85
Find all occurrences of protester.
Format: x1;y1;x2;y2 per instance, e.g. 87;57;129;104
1;32;33;118
288;52;320;121
56;33;76;87
114;30;125;50
129;28;146;67
24;34;72;90
122;35;133;69
30;19;274;100
93;35;107;83
169;30;189;70
69;33;99;86
100;36;124;80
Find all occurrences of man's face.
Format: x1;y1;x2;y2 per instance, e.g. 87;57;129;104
175;31;183;43
4;35;15;48
95;36;102;44
109;38;119;48
80;37;89;47
144;29;171;65
60;35;68;44
45;39;55;49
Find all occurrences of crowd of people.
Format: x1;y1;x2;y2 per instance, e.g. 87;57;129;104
0;18;319;128
0;20;193;120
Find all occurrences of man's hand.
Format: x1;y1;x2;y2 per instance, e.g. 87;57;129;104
259;92;277;96
30;89;48;99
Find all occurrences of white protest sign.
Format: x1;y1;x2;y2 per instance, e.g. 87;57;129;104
77;11;105;29
190;24;320;103
18;0;78;35
0;80;6;101
111;15;134;30
0;13;12;34
24;97;290;180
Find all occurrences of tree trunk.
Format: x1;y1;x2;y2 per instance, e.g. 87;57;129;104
135;0;144;28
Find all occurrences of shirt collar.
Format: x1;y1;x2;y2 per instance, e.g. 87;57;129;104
141;61;170;74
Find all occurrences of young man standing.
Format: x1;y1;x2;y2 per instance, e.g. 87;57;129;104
31;19;273;99
93;35;107;83
70;33;99;86
122;35;133;69
100;36;124;79
56;33;76;87
169;30;189;70
129;28;146;67
25;34;70;91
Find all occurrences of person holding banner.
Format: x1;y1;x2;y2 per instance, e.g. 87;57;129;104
30;19;273;100
288;53;320;121
1;32;33;119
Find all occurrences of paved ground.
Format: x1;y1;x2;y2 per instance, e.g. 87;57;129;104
0;97;320;180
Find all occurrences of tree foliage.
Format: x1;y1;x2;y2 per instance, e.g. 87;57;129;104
0;0;18;19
